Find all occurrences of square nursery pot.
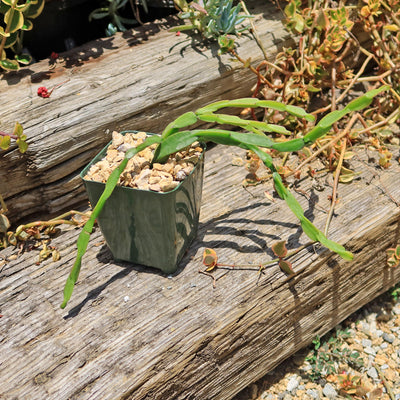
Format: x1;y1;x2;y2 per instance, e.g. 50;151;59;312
80;131;205;274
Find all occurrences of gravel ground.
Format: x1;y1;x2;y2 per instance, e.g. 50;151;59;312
234;285;400;400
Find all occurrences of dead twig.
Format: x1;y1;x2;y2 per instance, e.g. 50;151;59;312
324;138;347;236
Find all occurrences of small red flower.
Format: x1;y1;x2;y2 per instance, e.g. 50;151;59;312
176;31;181;36
37;86;51;98
37;79;70;99
50;52;59;60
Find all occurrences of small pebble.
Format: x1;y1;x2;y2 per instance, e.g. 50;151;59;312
322;383;337;399
393;306;400;315
383;332;395;343
367;366;378;379
360;321;371;334
376;329;383;337
306;389;320;399
381;342;388;349
364;346;376;355
286;376;299;392
123;295;129;302
261;395;275;400
362;338;372;347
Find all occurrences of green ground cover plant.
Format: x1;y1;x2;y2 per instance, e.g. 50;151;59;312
0;0;44;71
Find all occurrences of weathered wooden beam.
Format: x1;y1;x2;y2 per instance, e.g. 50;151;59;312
0;0;292;224
1;145;399;400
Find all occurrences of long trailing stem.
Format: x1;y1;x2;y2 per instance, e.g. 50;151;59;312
60;87;387;308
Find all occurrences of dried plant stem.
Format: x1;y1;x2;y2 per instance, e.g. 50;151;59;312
355;107;400;135
335;54;373;101
331;64;337;113
15;210;91;238
230;49;275;88
313;54;373;115
380;0;400;26
288;113;359;178
324;139;346;236
368;15;395;69
240;0;269;62
199;240;316;288
339;68;392;84
375;364;396;400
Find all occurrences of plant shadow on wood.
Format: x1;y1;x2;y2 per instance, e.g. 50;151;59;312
1;14;180;85
182;189;324;270
64;185;325;317
122;14;179;47
63;240;167;318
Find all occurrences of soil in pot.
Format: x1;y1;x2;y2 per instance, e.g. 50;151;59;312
84;131;204;192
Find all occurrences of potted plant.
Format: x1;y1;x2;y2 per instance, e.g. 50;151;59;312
60;85;387;308
80;130;205;274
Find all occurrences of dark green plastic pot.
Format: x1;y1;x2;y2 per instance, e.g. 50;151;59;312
80;131;205;274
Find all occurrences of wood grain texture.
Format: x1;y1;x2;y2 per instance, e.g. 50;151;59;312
1;144;400;400
0;0;292;224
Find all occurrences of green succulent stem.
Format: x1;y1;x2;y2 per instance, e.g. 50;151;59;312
60;86;388;308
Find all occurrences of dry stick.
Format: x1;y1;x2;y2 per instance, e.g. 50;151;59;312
369;14;395;69
331;63;337;112
240;0;269;62
289;106;400;179
380;0;400;26
14;210;91;238
340;68;392;84
199;241;316;288
230;49;275;88
287;113;360;178
312;54;374;115
324;138;347;236
375;364;396;400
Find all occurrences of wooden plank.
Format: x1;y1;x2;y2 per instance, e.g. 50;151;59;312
0;0;292;224
1;144;400;400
